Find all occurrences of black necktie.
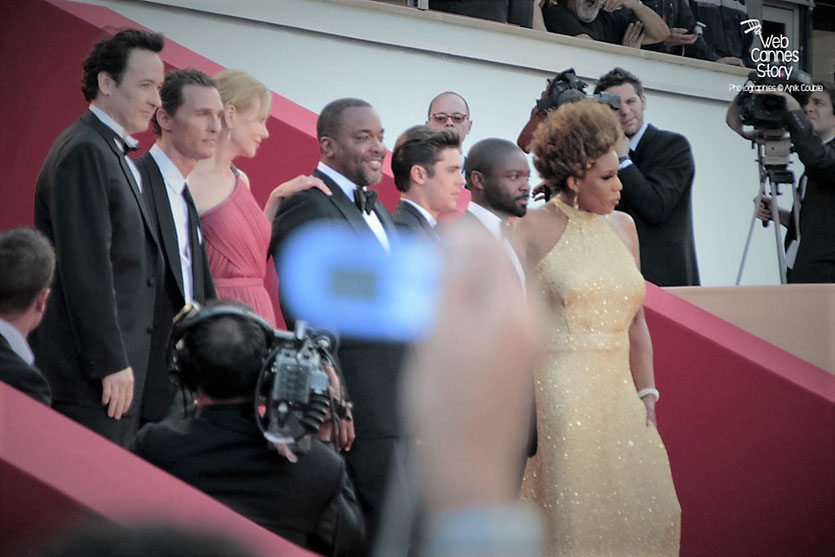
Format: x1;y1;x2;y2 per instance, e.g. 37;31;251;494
355;187;377;215
117;136;140;155
182;184;203;300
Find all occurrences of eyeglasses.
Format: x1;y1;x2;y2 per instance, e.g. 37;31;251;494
431;112;469;124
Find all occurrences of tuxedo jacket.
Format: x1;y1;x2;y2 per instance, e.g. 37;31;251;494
135;152;216;421
784;112;835;284
618;124;701;286
392;199;438;241
32;110;160;415
132;403;365;555
269;168;408;545
0;335;51;406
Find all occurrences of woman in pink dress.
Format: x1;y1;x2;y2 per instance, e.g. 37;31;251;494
188;70;329;328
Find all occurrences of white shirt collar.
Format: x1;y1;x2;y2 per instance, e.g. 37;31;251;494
402;198;437;228
466;201;504;238
822;134;835;145
629;121;650;152
150;144;188;194
317;161;364;199
88;104;139;151
0;318;34;365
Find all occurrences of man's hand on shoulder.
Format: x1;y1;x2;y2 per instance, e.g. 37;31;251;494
102;366;134;419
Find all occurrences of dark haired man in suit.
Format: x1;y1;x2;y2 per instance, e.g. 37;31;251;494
269;97;406;553
33;29;165;445
594;67;700;286
390;125;464;240
132;299;364;556
0;228;55;406
460;138;536;484
136;68;219;424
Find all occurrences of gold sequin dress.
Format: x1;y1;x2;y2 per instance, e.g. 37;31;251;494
520;199;681;556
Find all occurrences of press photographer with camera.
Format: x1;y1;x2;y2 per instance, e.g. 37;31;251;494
727;80;835;283
131;299;364;556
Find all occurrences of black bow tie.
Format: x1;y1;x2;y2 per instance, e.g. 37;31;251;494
354;187;377;215
118;136;140;154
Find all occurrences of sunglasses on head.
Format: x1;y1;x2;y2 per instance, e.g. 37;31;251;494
431;112;469;124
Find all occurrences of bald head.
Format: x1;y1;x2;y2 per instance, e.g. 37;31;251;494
426;91;472;142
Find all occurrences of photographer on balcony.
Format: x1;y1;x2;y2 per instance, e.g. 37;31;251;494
727;81;835;283
131;299;364;556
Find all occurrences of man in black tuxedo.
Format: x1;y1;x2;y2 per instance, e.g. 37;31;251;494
390;125;465;239
460;138;536;483
136;69;219;423
269;98;406;552
738;83;835;283
0;228;55;406
132;300;364;555
595;67;701;286
32;30;165;445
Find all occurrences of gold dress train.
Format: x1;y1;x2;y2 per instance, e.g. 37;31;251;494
520;199;681;556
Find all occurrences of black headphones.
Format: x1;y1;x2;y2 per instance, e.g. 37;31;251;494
167;301;276;393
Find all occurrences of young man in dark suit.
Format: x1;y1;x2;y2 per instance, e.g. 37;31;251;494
459;138;536;484
595;67;701;286
0;228;55;406
32;30;165;445
132;300;364;556
135;69;219;423
738;83;835;283
390;125;465;240
269;98;407;552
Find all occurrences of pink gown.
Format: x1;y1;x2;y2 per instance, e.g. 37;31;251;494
200;175;279;327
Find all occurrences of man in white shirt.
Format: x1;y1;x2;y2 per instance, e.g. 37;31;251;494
136;68;220;424
33;29;165;445
461;138;531;291
460;138;537;483
390;125;465;240
0;228;55;406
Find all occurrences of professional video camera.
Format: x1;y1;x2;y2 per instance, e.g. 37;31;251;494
732;69;813;284
255;322;347;450
518;68;620;153
536;68;621;113
736;69;813;130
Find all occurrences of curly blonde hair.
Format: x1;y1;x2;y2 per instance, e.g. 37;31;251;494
531;101;622;193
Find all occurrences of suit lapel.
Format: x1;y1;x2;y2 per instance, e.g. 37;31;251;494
140;153;185;300
399;200;434;236
631;124;656;165
314;169;377;236
82;110;159;247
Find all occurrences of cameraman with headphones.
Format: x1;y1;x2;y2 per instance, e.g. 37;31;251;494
131;299;364;556
728;81;835;283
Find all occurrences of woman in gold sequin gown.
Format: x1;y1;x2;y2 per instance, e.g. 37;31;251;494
515;101;681;555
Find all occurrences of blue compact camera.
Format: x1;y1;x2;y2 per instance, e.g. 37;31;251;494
277;222;442;342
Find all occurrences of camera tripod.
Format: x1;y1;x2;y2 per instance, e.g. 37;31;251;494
736;132;801;285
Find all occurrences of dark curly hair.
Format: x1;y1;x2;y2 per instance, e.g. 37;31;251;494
531;101;621;193
81;29;164;102
151;68;216;136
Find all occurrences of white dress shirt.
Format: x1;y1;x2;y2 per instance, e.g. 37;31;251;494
317;162;390;251
88;104;143;192
466;202;526;293
402;198;437;228
0;318;34;365
150;144;194;302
